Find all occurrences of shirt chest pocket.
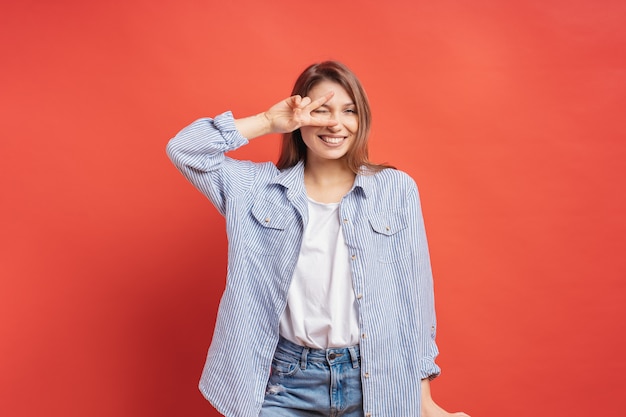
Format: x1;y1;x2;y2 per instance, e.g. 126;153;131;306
368;211;412;263
246;200;293;255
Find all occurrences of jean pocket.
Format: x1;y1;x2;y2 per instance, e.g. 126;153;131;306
271;356;300;377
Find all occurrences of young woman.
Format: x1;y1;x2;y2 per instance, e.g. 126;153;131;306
167;61;469;417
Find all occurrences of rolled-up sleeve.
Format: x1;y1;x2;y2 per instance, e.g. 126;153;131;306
407;184;441;380
166;111;257;215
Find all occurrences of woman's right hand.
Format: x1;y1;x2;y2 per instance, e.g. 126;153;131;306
263;92;338;134
233;92;338;140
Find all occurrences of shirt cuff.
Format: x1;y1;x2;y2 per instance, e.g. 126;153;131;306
213;111;249;150
419;359;441;380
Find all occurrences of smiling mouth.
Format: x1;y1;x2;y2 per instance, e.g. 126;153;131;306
319;135;346;144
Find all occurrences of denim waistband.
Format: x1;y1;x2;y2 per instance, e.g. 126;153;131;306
274;336;361;370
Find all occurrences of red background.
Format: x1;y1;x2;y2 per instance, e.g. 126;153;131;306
1;0;625;416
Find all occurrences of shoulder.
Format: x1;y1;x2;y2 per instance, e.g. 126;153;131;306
219;158;280;181
356;168;422;213
369;168;418;193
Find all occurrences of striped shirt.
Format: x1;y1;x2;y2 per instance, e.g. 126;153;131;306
166;111;441;417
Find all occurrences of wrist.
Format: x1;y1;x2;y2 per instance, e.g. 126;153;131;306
260;111;274;135
421;378;433;401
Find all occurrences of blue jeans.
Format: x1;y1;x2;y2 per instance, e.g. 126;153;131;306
260;337;365;417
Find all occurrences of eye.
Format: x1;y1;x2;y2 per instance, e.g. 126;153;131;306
345;108;357;114
313;109;330;114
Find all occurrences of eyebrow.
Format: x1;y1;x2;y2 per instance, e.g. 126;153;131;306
318;102;355;108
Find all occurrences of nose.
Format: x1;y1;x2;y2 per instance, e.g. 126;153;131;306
327;122;341;132
327;112;342;131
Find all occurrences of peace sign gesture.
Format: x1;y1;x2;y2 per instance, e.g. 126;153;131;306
233;92;338;139
264;91;339;134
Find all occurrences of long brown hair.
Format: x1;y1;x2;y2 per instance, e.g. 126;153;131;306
276;61;393;174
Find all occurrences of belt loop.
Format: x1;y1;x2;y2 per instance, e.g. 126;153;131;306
300;347;309;370
348;346;359;369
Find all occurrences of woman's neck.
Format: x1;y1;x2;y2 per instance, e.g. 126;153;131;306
303;158;356;204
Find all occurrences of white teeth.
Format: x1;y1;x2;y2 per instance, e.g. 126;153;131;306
320;136;344;144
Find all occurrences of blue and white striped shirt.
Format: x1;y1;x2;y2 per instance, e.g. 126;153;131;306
166;112;441;417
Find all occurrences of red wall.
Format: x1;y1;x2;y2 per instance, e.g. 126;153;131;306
2;0;625;416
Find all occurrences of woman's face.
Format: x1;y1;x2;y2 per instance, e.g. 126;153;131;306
300;80;358;165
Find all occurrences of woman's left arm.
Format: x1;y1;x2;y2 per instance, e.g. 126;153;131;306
421;379;471;417
406;182;470;416
406;184;440;380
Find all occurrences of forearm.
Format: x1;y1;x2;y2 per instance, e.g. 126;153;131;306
421;378;470;417
420;379;439;415
421;378;433;401
233;112;273;139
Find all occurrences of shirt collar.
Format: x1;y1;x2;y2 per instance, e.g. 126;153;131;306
271;160;373;200
271;161;306;200
352;169;373;199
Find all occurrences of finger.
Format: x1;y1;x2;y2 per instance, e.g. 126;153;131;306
299;96;312;108
307;117;339;127
289;95;302;108
315;90;335;105
304;91;335;111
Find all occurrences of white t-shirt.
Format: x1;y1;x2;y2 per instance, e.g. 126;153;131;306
279;197;360;349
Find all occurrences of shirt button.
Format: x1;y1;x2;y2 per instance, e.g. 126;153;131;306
365;413;372;417
356;293;363;299
361;333;367;339
264;217;270;223
351;255;356;260
385;225;390;231
343;218;349;223
364;372;370;378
